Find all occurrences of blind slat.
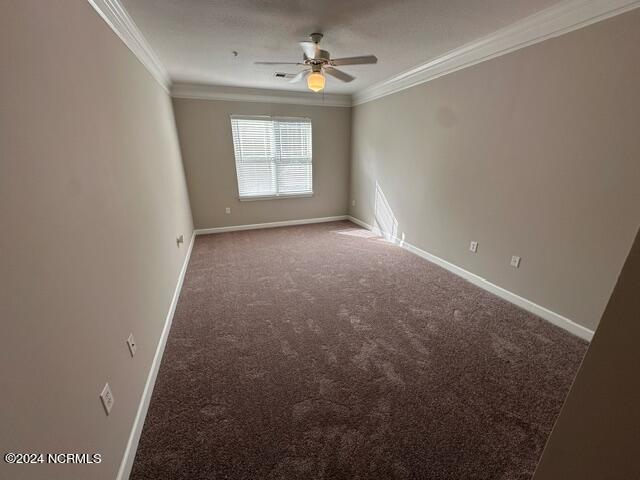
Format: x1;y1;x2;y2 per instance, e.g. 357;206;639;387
231;116;312;198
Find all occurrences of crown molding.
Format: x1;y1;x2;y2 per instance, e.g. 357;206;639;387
171;83;352;107
87;0;170;92
88;0;639;106
352;0;640;105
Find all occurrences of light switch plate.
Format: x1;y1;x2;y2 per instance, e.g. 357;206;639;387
469;241;478;253
126;333;137;357
100;383;114;415
510;255;521;268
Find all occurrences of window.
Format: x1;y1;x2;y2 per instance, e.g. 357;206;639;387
230;115;313;199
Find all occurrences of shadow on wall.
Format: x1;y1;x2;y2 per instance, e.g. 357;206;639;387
374;182;399;243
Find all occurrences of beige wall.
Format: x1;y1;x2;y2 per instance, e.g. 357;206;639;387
0;1;193;479
173;98;351;229
350;10;640;331
533;227;640;479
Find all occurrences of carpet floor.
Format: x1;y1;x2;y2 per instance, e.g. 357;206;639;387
130;221;587;480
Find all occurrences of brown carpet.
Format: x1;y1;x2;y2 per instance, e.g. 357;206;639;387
130;220;587;480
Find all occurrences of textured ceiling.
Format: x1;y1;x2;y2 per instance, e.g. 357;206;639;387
121;0;562;94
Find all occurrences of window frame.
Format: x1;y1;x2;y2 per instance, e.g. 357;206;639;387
230;114;314;201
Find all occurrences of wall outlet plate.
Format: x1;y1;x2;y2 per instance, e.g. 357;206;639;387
510;255;521;268
100;383;114;415
469;241;478;253
126;333;137;357
225;207;231;214
351;200;356;207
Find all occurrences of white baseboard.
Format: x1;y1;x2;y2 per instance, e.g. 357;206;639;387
116;231;196;480
347;216;594;341
347;216;371;230
194;215;348;235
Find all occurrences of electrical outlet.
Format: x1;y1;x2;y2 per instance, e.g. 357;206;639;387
225;207;231;214
176;234;184;247
126;333;137;357
469;241;478;253
351;200;356;207
510;255;521;268
100;383;114;415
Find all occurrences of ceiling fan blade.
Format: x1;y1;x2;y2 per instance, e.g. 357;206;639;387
324;66;355;83
289;70;310;83
299;41;318;59
330;55;378;66
255;61;302;65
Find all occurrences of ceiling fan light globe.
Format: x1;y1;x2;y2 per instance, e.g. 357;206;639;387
307;72;325;92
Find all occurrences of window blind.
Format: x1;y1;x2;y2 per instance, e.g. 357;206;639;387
230;115;313;199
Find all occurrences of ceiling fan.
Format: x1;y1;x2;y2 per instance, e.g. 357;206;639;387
255;33;377;93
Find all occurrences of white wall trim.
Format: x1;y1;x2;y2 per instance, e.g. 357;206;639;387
352;0;640;105
195;215;349;235
87;0;170;92
347;216;371;230
347;216;594;341
171;83;352;107
116;231;195;480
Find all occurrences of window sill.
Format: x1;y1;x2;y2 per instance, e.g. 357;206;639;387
238;192;314;202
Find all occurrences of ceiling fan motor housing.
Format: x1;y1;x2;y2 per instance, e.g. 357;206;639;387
318;50;330;61
308;49;331;64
